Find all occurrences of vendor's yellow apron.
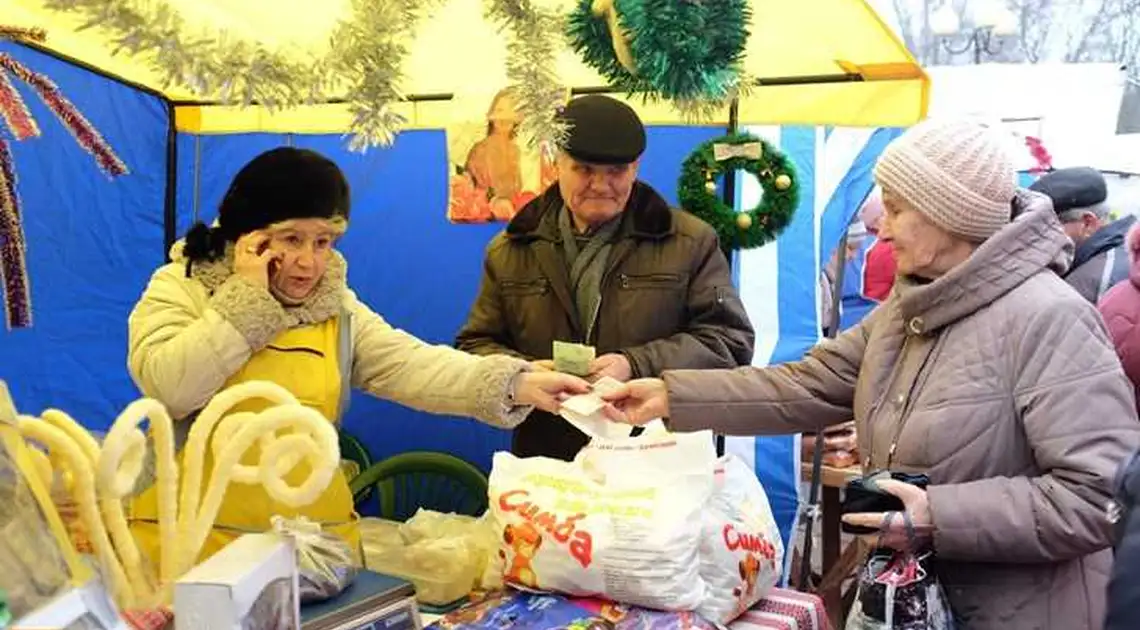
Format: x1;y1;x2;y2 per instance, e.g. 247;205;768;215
129;318;360;568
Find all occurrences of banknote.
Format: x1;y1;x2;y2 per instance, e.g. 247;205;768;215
553;340;595;376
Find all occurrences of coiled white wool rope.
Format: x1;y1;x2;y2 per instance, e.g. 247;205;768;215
177;402;339;577
98;399;179;604
43;408;157;605
16;415;137;609
176;381;299;548
17;380;341;607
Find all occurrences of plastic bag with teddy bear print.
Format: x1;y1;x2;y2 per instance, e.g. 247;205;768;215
484;428;783;624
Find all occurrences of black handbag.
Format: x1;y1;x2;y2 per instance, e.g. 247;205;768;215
846;511;955;630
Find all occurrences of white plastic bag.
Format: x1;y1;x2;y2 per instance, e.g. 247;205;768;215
698;456;784;622
486;445;713;611
579;429;783;623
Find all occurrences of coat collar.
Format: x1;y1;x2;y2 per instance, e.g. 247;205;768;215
505;182;675;243
892;189;1073;335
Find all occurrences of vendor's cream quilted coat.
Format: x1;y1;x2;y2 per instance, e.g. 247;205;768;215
664;191;1140;629
127;244;529;427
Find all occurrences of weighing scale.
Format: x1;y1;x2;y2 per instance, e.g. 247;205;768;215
301;570;423;630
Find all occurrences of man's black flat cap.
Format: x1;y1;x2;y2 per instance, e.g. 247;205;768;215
1028;166;1108;214
558;94;646;165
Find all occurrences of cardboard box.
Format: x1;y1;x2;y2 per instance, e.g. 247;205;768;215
11;577;129;630
175;533;300;630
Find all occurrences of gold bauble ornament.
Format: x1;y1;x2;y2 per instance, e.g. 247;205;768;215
705;180;717;193
775;174;792;190
736;213;753;230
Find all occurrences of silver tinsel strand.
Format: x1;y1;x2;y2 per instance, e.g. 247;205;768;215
41;0;429;149
330;0;438;151
485;0;569;155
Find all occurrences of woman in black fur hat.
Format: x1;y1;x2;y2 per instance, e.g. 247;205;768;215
125;147;588;565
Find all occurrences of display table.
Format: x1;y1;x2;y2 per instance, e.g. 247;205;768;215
800;462;862;628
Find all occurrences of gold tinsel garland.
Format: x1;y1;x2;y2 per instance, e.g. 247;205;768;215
40;0;431;151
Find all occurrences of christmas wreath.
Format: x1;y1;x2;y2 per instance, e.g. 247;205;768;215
679;133;799;251
565;0;750;106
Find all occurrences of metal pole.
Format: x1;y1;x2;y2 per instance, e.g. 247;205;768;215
797;227;850;589
715;96;741;459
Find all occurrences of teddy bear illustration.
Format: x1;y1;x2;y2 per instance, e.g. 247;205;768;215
732;553;762;605
501;522;543;588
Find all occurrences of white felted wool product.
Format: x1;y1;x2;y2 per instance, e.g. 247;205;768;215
579;430;783;623
487;451;712;611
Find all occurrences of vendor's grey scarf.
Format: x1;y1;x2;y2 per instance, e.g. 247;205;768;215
559;207;621;340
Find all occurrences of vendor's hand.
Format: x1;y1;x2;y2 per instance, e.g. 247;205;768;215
234;231;279;290
588;353;633;382
599;378;668;425
511;371;591;413
529;359;556;372
841;480;934;551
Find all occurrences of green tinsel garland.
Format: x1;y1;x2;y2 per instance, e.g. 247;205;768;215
565;0;750;105
679;133;799;251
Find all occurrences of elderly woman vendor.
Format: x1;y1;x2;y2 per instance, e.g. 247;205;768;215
126;147;589;563
604;119;1140;629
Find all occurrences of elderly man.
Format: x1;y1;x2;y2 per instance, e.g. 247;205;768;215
1030;166;1136;302
456;94;754;460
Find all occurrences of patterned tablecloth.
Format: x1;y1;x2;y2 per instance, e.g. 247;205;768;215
727;588;832;630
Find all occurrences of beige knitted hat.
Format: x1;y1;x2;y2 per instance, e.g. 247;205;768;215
873;118;1016;243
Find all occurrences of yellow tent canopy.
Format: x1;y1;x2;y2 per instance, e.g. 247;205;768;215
2;0;928;135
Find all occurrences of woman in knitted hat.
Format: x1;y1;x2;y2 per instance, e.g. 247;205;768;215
125;147;590;565
604;118;1140;628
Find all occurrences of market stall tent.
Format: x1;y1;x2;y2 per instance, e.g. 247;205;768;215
0;0;924;572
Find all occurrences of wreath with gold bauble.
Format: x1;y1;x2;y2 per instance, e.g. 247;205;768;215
678;133;799;250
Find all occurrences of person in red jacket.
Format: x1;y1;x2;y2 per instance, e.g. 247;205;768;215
1097;221;1140;407
858;189;897;301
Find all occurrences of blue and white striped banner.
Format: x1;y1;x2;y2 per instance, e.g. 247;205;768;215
727;125;902;581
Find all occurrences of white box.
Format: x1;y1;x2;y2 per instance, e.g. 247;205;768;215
12;577;129;629
175;533;300;630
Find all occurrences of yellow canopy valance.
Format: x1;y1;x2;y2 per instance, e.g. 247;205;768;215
3;0;928;134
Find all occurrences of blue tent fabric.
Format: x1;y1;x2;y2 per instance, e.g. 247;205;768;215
731;125;900;579
0;43;167;430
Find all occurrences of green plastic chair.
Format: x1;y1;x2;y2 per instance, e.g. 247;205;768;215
339;431;373;501
339;432;373;477
348;451;489;521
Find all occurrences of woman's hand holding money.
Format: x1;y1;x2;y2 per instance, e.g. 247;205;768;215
511;371;592;413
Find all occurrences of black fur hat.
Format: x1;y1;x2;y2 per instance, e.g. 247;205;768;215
183;147;350;266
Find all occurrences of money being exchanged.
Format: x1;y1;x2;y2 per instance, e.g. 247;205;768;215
558;376;632;440
553;340;596;377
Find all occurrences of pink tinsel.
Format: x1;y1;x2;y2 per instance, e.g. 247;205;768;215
0;137;30;328
0;53;128;177
0;70;38;140
1025;136;1053;174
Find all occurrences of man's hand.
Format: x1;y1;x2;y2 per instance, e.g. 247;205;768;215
599;378;669;425
511;371;591;414
588;353;633;382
